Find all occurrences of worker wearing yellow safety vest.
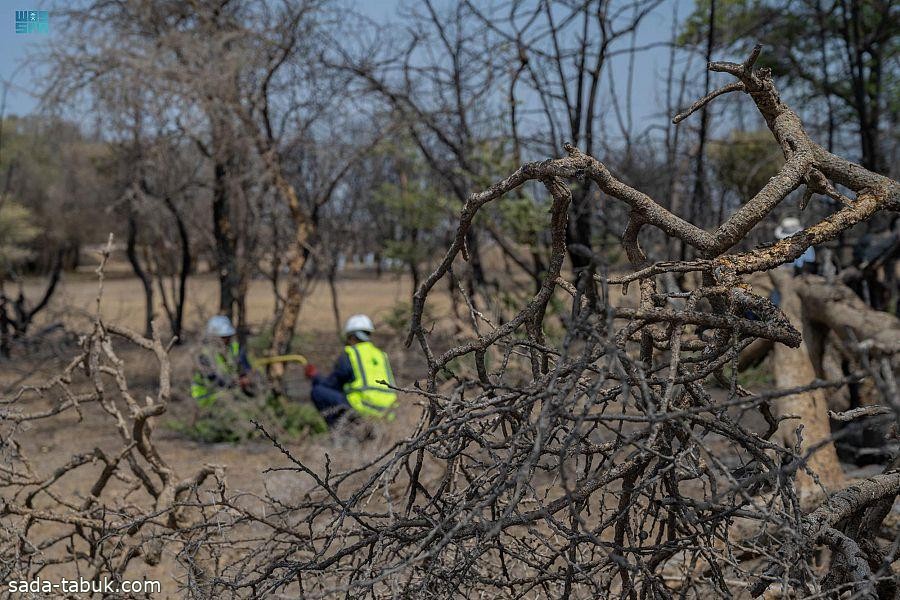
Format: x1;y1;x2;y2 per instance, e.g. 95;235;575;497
191;316;255;408
304;314;397;427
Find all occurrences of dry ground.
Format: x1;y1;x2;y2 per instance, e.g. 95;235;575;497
21;264;422;337
1;265;643;597
4;268;441;597
7;266;894;597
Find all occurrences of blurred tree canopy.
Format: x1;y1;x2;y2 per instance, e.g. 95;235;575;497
0;201;38;278
709;129;784;205
373;142;449;290
0;0;891;348
0;116;110;272
680;0;898;175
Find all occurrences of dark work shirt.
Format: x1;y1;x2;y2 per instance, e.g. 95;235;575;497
196;342;251;388
237;348;251;373
312;351;354;391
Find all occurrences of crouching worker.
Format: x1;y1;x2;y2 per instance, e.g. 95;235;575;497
191;316;255;408
304;314;397;427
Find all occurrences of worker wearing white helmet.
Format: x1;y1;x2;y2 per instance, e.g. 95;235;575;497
305;314;397;427
775;216;817;274
191;315;254;407
766;217;819;310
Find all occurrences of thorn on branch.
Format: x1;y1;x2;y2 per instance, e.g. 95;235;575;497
800;187;813;211
743;44;763;70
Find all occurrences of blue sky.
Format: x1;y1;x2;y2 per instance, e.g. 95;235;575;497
0;1;694;132
1;1;49;115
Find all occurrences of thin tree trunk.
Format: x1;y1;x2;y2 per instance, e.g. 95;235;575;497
0;295;10;357
567;184;595;276
408;260;421;301
448;269;464;334
126;208;154;338
815;0;836;153
328;261;342;339
270;213;284;320
685;0;715;262
151;253;175;329
269;161;312;362
464;228;486;310
235;284;248;347
164;196;190;342
212;158;239;321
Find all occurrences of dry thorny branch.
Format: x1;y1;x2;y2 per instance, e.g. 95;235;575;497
1;236;224;595
2;46;900;598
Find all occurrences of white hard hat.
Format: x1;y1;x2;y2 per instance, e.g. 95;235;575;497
775;217;803;239
206;315;236;337
343;314;374;340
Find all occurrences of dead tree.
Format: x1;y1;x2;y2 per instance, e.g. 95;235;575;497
1;239;222;591
3;47;899;600
0;250;64;357
467;0;664;281
182;46;898;598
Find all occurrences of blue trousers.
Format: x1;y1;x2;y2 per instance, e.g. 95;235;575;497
311;384;351;426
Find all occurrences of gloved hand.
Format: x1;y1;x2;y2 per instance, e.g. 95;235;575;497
238;374;251;387
238;374;255;396
304;364;318;380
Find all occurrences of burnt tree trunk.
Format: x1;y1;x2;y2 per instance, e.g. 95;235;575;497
126;206;154;338
565;182;600;308
164;196;190;342
212;158;241;323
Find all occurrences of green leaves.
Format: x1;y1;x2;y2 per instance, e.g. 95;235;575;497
495;194;544;246
0;200;39;277
678;0;897;174
709;129;784;201
678;0;774;49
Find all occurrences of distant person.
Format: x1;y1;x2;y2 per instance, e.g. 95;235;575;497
775;217;817;275
768;217;816;309
304;314;397;427
191;316;254;407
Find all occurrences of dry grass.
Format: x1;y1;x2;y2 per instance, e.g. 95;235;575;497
22;264;427;335
3;263;642;596
5;269;439;597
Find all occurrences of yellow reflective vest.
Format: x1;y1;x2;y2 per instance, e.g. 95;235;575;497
343;341;397;418
191;341;242;408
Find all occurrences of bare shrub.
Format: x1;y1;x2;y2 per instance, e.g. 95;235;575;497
2;48;899;599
